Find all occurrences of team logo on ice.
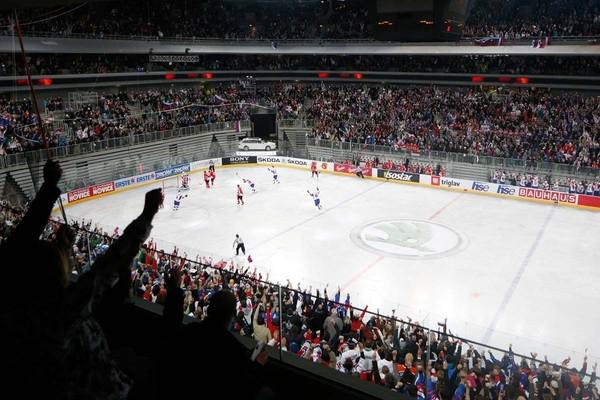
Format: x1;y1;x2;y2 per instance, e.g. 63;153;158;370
351;219;466;259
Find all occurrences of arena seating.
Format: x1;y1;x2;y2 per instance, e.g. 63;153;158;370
2;84;599;174
2;0;598;40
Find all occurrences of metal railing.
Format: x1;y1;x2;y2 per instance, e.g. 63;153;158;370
32;211;600;385
1;30;599;45
278;118;599;178
306;138;600;178
0;120;250;169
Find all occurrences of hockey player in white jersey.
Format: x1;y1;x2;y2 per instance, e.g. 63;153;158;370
242;178;256;193
307;188;322;210
173;191;188;210
267;166;280;184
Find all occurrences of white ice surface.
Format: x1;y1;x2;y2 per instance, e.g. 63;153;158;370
60;165;600;368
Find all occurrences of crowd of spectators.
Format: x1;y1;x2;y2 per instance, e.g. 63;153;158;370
2;84;600;172
304;85;600;171
1;0;599;40
0;85;295;154
2;162;597;399
464;0;600;39
491;170;600;196
3;53;600;76
1;0;369;41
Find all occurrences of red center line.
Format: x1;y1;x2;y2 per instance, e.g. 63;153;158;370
340;255;384;292
428;192;464;220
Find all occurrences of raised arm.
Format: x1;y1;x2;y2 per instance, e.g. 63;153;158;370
5;160;62;247
67;189;161;318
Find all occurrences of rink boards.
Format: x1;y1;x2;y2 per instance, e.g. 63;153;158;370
56;155;600;211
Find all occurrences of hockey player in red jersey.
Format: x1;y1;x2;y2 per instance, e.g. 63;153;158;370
209;169;216;186
203;170;210;188
237;184;244;205
311;161;318;178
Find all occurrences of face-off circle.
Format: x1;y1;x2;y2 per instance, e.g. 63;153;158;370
351;219;467;260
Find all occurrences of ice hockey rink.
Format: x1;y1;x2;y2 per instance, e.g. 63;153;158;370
61;165;600;367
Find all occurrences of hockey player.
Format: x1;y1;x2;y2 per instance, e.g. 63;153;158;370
311;162;319;178
180;172;190;190
242;178;256;193
208;160;215;173
268;166;280;184
209;169;216;187
173;191;188;210
237;184;244;205
356;165;365;179
307;188;322;210
203;170;211;189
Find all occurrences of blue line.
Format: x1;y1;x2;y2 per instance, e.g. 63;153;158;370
481;206;555;344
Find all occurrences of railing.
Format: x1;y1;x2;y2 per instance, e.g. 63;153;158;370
0;120;250;169
306;138;600;178
36;212;600;388
279;119;599;178
2;30;599;45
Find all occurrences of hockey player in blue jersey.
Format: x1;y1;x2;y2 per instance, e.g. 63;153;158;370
267;166;280;184
242;178;256;193
307;188;322;210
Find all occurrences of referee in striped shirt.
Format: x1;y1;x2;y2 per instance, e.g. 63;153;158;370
233;234;245;255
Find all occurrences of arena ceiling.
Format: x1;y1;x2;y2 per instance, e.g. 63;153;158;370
2;0;321;10
3;0;112;10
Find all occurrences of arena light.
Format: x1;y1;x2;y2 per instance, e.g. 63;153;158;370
37;78;53;86
515;77;530;84
318;72;329;79
164;73;176;80
354;73;364;79
202;72;214;79
471;76;485;83
497;76;512;83
186;72;199;79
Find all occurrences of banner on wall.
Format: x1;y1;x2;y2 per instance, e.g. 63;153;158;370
257;156;284;163
115;172;156;190
222;156;257;165
286;158;309;167
578;194;600;208
518;187;577;204
334;163;373;176
155;164;191;179
431;175;471;189
377;169;419;182
91;182;114;196
67;187;92;203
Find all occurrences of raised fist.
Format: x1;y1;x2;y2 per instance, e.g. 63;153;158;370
43;159;62;187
